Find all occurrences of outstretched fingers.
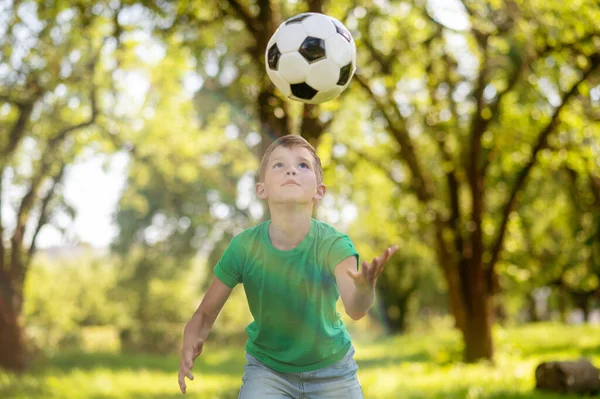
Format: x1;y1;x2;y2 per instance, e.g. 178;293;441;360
379;245;398;271
178;351;197;394
178;365;194;393
376;248;390;274
178;367;187;394
347;245;398;285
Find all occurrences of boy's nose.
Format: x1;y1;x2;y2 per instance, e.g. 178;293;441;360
286;170;296;175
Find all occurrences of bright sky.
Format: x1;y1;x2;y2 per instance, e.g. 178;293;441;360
14;0;468;249
33;152;129;248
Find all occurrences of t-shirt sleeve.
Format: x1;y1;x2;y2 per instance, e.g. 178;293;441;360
213;236;244;288
327;234;359;274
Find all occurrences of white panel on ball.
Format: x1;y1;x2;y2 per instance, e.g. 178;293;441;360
302;14;336;39
276;24;307;53
310;86;343;104
306;59;340;91
324;35;352;67
266;69;292;97
278;53;310;84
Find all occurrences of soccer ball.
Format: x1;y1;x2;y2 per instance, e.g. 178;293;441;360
265;12;357;104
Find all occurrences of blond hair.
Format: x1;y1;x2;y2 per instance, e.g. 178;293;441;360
258;135;323;184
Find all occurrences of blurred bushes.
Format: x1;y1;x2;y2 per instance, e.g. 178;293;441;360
19;246;466;357
23;250;126;355
23;248;253;357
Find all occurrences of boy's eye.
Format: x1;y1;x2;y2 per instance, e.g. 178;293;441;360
299;162;309;169
273;162;283;168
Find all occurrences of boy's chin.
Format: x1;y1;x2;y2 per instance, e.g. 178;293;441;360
269;196;315;206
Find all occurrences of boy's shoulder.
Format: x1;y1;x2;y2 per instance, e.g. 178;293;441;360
230;220;268;244
311;218;349;239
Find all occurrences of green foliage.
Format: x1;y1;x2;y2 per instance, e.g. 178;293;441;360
1;323;600;398
23;249;124;355
22;247;252;356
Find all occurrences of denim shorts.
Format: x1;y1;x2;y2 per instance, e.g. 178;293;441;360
238;346;364;399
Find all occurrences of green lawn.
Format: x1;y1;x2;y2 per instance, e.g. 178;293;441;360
1;323;600;398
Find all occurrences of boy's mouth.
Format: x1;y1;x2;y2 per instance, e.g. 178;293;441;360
282;180;300;186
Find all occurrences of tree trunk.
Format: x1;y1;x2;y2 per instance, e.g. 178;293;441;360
456;263;494;362
434;228;466;333
527;292;540;322
462;291;494;363
0;291;26;372
571;291;593;323
441;243;494;361
582;300;591;322
556;287;568;323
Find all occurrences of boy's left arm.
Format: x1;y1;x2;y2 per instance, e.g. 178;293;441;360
334;245;398;320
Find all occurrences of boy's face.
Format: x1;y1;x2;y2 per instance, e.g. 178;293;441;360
256;145;326;205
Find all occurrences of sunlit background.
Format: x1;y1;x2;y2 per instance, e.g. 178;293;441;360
1;0;600;397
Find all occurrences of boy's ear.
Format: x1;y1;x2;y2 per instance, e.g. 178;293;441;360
313;183;326;201
256;182;268;200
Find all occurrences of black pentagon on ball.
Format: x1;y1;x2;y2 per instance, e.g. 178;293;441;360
291;82;318;100
267;44;281;70
299;37;326;63
285;13;311;25
337;63;352;86
333;20;352;42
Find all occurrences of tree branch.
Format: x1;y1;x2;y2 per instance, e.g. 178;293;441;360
465;35;490;288
10;157;52;306
3;102;34;158
361;16;411;75
48;81;99;148
336;141;410;192
487;59;600;280
0;96;41;279
481;46;527;176
538;31;599;56
362;32;392;74
355;73;434;203
459;0;476;18
0;94;28;108
224;0;259;36
467;33;489;181
423;7;465;34
27;164;66;265
424;42;465;263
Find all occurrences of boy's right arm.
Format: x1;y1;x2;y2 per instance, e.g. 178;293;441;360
178;276;233;394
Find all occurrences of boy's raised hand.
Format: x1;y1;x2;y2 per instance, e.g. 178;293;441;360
178;338;204;394
347;245;398;292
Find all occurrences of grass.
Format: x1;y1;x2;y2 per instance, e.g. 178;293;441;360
1;322;600;398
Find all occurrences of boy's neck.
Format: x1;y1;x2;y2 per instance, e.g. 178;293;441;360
268;205;313;251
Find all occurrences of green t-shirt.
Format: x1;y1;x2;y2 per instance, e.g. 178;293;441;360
213;218;359;373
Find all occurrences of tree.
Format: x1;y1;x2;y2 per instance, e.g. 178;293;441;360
353;0;600;361
0;0;167;371
0;1;111;370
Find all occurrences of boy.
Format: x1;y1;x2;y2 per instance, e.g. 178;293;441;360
178;135;397;398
